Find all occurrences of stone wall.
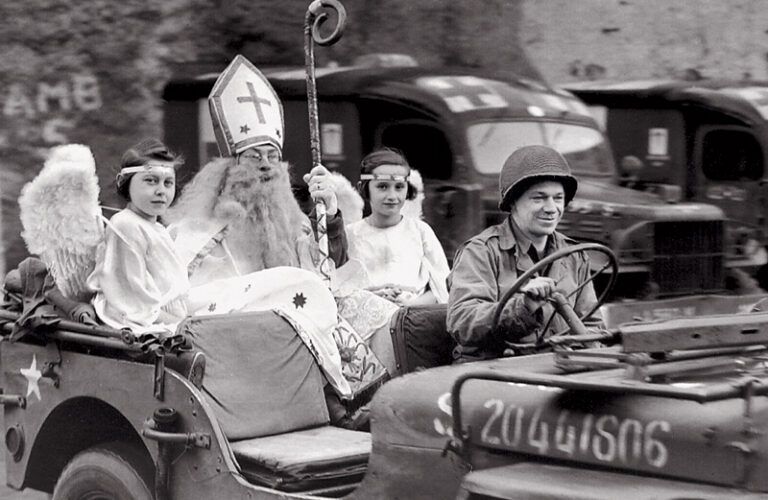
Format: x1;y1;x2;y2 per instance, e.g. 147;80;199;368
2;0;766;273
0;0;211;271
522;0;768;83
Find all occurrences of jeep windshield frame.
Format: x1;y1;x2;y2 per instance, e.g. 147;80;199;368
465;120;617;178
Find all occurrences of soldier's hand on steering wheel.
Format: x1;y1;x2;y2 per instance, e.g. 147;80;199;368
491;243;619;350
520;276;557;309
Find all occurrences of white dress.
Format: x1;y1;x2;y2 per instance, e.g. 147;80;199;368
346;216;450;303
88;209;189;333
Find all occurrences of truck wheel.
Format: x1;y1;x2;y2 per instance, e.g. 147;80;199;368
52;442;154;500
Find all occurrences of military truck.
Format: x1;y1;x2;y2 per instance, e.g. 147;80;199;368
563;79;768;289
163;57;753;300
3;243;768;499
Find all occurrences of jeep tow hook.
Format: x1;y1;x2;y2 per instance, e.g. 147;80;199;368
142;427;211;449
142;422;211;449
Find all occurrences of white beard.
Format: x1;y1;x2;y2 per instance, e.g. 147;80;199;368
169;157;310;276
213;158;309;273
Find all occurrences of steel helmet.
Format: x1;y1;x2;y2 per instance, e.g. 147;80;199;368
498;145;578;211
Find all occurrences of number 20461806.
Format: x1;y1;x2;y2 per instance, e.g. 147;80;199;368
476;399;672;469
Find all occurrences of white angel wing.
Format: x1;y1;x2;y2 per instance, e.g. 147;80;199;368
329;171;364;224
402;168;424;220
19;144;104;301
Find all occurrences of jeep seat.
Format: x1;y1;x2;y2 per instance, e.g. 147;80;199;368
179;310;371;495
230;426;370;495
389;303;454;374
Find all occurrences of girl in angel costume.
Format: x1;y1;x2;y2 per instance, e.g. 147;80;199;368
87;139;190;333
345;148;449;306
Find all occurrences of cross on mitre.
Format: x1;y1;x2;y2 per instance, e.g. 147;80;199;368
208;54;285;157
238;81;271;124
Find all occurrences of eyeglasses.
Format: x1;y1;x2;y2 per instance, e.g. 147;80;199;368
239;149;281;164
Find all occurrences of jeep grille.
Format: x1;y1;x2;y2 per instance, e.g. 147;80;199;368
653;221;725;295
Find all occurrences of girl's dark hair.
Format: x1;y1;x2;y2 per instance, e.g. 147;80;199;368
357;147;417;201
116;138;183;201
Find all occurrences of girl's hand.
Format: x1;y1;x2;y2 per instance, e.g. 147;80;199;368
401;290;438;306
376;287;400;301
369;285;402;302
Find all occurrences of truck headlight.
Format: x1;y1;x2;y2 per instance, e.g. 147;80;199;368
725;223;767;264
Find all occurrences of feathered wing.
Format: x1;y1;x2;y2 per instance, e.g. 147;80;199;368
18;144;104;301
166;157;231;225
329;171;364;224
402;168;424;219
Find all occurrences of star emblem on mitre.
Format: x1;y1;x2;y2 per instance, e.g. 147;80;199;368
208;54;284;157
20;355;42;401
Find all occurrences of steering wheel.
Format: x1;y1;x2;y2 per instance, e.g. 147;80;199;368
490;243;618;343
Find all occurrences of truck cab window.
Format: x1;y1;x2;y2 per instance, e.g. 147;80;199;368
467;121;615;177
380;123;452;180
701;129;763;181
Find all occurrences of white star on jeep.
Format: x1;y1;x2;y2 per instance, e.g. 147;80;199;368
20;355;42;401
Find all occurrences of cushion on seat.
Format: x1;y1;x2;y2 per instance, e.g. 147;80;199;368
230;426;371;493
390;303;453;374
179;311;330;440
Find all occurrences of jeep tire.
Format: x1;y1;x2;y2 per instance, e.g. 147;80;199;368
52;442;154;500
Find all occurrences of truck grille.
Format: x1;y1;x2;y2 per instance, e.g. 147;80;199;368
653;221;725;295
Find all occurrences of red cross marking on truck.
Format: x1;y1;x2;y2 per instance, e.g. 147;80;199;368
417;76;506;112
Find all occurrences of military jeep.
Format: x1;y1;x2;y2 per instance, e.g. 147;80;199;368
2;244;768;499
163;57;754;300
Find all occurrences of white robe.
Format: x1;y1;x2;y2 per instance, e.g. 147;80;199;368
169;216;321;287
169;214;389;395
88;210;357;397
87;209;189;333
187;266;352;397
346;216;450;303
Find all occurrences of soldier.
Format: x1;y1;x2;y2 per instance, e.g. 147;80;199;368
447;145;604;362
